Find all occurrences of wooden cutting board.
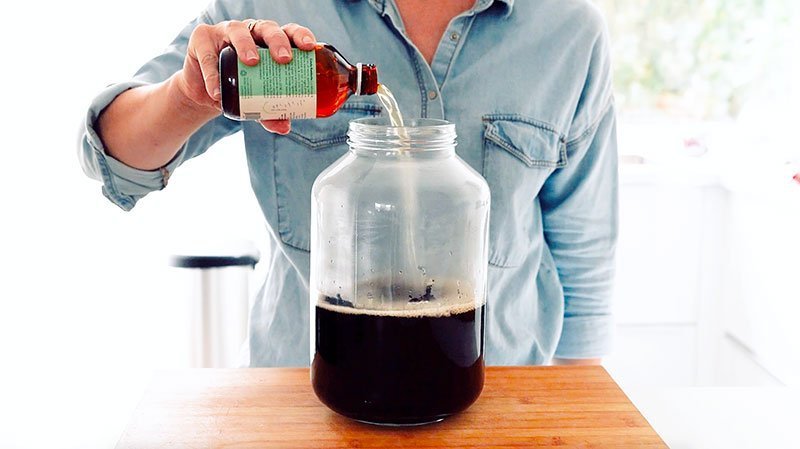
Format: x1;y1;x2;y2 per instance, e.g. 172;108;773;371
116;366;666;448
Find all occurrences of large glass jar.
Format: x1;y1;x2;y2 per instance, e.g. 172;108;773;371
310;118;490;425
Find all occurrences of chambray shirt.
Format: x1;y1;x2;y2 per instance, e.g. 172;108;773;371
79;0;618;366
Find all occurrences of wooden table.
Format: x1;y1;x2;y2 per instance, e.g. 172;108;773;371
116;366;666;448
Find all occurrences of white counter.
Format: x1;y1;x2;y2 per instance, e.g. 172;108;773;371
626;387;800;449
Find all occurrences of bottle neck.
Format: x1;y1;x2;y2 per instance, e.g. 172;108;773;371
351;64;378;96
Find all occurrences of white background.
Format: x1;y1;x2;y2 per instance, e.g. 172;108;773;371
0;1;266;447
0;1;798;448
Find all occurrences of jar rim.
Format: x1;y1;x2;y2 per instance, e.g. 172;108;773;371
347;117;457;153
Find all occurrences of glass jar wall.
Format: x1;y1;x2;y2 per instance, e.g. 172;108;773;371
310;118;490;425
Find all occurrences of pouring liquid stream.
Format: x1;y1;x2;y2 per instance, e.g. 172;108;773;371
375;84;428;296
377;84;405;128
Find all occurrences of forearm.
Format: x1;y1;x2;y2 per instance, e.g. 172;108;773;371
96;72;219;170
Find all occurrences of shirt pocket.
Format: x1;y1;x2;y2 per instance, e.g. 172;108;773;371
482;114;567;268
274;102;382;251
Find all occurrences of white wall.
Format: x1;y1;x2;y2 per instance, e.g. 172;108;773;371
0;1;267;448
604;118;800;389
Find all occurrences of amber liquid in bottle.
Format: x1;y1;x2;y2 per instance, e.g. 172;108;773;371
219;43;378;120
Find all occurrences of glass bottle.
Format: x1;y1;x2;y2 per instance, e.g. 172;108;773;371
219;44;378;120
310;118;491;425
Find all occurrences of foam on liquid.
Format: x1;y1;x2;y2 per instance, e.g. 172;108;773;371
317;296;483;318
317;279;485;319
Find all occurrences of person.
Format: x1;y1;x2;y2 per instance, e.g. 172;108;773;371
79;0;618;367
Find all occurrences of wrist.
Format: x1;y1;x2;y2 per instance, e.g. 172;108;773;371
165;71;220;122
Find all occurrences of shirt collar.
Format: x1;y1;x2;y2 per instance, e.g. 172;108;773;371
474;0;514;17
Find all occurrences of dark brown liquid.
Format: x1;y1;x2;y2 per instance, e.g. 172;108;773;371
312;302;485;425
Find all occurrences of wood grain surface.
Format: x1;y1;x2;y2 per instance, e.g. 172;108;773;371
116;366;666;448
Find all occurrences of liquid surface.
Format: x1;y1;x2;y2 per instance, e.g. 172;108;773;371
377;84;405;127
317;278;482;316
312;301;485;425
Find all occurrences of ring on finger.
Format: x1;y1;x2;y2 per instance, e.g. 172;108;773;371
246;19;260;33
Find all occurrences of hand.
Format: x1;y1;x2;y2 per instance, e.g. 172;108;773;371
176;20;317;134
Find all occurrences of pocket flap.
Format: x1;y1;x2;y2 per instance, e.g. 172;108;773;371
483;115;567;168
287;102;382;150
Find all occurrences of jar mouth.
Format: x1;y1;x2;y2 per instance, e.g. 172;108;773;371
348;117;456;152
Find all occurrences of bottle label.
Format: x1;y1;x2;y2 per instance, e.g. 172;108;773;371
237;48;316;120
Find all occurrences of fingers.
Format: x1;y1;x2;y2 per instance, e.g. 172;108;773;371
225;21;260;66
190;25;223;101
185;19;315;121
251;20;293;64
260;119;291;135
281;23;316;51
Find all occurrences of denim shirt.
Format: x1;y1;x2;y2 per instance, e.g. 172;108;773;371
79;0;618;366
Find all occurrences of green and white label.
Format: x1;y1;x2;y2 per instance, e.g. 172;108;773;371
237;48;316;120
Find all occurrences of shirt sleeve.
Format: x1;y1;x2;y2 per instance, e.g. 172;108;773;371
77;2;240;211
540;21;619;360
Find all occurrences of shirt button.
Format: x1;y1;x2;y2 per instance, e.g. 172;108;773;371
450;31;460;42
427;90;438;100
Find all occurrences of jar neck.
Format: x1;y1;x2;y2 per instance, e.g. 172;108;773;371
349;147;455;160
347;118;457;157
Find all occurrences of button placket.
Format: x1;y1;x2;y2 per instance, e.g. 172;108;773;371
430;17;468;88
380;0;479;119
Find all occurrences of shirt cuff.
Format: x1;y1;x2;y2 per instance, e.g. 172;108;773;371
554;314;614;359
81;81;183;211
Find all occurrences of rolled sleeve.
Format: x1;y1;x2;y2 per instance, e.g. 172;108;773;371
78;1;239;210
80;80;181;210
